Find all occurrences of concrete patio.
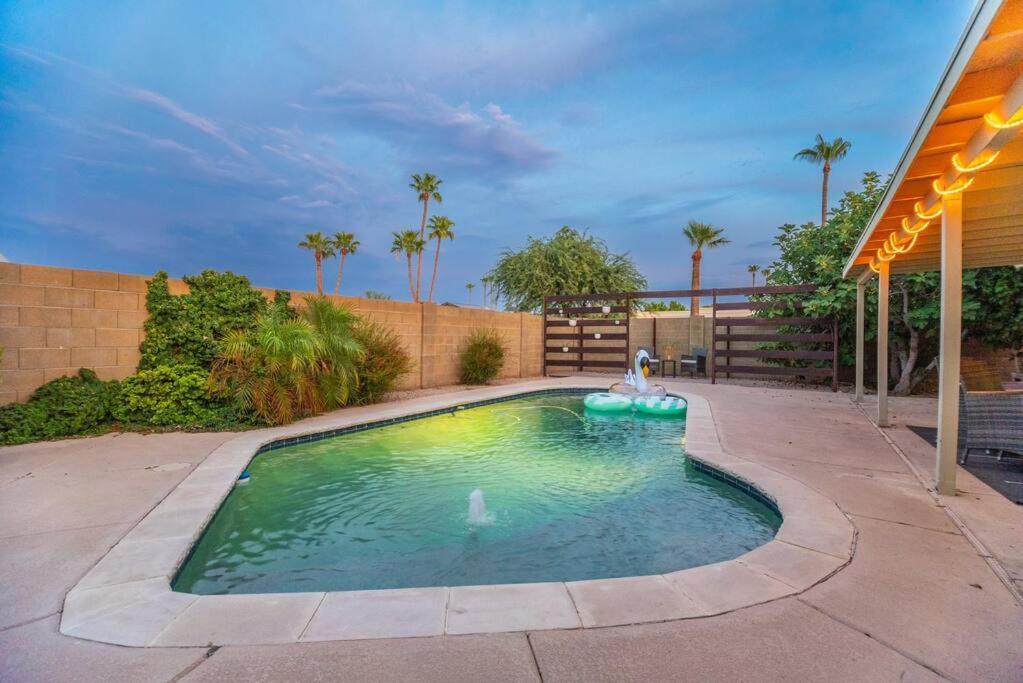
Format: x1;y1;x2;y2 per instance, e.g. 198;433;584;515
2;379;1022;681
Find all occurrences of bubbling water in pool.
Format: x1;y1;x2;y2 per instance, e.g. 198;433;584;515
468;488;492;526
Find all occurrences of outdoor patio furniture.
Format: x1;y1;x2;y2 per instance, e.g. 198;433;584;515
958;382;1023;464
660;358;678;378
678;348;707;377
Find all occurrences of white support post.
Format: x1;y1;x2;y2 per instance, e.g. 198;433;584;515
854;277;866;402
876;260;889;427
936;194;963;495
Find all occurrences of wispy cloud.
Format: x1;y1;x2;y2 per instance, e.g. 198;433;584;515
126;87;249;157
311;81;556;177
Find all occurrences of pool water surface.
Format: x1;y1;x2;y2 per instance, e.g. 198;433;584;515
174;393;780;594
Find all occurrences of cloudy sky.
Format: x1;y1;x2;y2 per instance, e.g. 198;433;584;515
0;1;973;301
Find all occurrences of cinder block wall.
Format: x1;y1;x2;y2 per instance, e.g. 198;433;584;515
0;263;543;404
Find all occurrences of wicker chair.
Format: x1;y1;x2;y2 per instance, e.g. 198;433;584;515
958;382;1023;464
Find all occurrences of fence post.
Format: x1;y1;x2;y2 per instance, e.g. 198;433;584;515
542;296;548;377
710;289;717;384
831;317;839;392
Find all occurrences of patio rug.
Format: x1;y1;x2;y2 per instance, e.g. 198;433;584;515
908;426;1023;505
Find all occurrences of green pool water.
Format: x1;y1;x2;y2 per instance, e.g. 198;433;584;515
174;393;780;594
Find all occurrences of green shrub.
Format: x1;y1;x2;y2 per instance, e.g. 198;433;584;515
352;319;413;404
140;270;292;370
209;297;363;425
0;369;120;445
459;329;505;385
114;364;241;428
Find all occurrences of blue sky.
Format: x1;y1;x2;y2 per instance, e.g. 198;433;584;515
0;1;974;301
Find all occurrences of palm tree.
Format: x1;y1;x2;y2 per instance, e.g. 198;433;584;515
480;275;492;309
409;173;443;301
794;134;852;228
465;282;475;305
391;230;424;301
747;264;761;287
298;232;334;295
329;232;360;296
426;215;455;303
682;221;730;315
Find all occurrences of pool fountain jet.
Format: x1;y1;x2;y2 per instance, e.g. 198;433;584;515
468;488;492;525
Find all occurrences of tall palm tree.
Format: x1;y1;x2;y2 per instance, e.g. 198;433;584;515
747;264;761;287
465;282;475;305
682;221;730;315
409;173;443;301
298;232;334;295
330;232;360;296
426;216;455;303
391;230;424;301
793;134;852;227
480;275;492;309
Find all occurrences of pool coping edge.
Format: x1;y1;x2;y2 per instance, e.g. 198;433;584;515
59;377;855;646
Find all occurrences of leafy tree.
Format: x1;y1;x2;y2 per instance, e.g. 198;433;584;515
489;226;647;312
364;290;392;300
330;232;359;296
640;300;687;312
298;232;334;295
391;230;424;301
682;221;729;314
765;171;1023;394
794;134;852;227
426;215;455;302
410;173;443;301
747;264;761;287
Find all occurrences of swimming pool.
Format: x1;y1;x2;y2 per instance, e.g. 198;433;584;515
174;392;781;595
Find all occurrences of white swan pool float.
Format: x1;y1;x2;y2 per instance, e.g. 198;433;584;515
583;350;686;417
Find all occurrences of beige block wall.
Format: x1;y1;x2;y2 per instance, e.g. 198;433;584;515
0;263;543;404
0;264;146;402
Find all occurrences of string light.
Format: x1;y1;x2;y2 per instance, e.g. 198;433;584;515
862;99;1022;277
951;149;1000;173
984;109;1023;130
901;217;929;234
932;175;974;196
914;201;942;220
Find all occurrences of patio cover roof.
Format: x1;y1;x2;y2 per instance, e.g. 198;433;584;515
843;0;1023;278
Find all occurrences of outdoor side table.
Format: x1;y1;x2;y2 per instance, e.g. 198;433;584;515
660;359;678;378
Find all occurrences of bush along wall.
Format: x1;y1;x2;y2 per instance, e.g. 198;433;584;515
0;270;413;445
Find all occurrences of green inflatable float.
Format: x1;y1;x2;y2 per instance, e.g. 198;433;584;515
632;395;687;417
582;393;634;413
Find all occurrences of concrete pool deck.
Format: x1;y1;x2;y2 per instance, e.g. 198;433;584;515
2;378;1022;680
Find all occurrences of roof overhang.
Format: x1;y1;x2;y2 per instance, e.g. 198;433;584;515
843;0;1023;279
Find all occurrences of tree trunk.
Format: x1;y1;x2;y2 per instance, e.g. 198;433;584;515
821;163;830;228
405;254;415;300
690;250;702;314
315;254;323;295
333;252;346;296
415;199;429;301
428;238;441;302
751;272;756;287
